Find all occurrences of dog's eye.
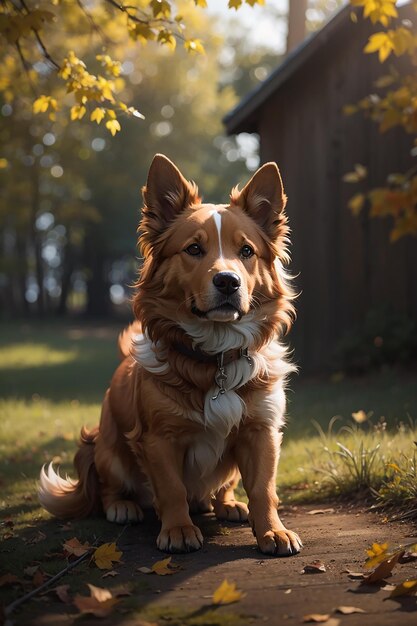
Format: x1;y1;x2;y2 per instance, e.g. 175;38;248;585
185;243;204;256
240;244;254;259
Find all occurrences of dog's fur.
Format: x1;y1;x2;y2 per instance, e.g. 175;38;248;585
39;154;302;556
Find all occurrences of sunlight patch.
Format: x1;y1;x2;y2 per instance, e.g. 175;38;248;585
0;344;78;369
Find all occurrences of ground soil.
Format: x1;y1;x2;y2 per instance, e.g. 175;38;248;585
4;505;417;626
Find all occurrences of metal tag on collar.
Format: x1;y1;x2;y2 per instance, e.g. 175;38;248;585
240;347;253;366
212;351;227;400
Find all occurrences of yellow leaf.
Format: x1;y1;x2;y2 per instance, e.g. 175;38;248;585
228;0;242;9
389;579;417;598
366;542;389;562
184;38;205;54
0;158;8;169
194;0;207;6
351;409;368;423
70;105;86;121
92;542;122;570
343;104;358;116
151;557;181;576
106;119;121;136
90;107;105;124
212;579;245;605
363;551;404;583
33;95;50;114
386;462;401;472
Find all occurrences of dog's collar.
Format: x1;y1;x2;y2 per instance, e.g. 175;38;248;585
172;342;249;366
172;342;253;401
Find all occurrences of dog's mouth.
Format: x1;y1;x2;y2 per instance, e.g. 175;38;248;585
191;302;242;322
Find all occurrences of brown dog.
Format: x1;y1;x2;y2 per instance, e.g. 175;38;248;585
39;154;302;556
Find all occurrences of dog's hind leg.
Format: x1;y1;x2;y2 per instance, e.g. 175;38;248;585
95;391;146;524
212;470;249;522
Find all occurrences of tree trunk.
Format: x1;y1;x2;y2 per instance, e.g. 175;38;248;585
286;0;307;54
57;238;74;316
84;233;110;318
29;165;45;316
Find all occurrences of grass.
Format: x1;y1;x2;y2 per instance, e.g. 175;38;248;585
0;320;416;617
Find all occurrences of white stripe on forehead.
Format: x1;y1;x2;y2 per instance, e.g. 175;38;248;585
209;210;223;258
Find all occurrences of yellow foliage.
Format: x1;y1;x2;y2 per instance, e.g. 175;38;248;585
105;119;121;136
351;0;398;26
184;38;205;54
90;107;105;124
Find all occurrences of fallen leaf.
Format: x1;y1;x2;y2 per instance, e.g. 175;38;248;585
345;570;365;580
3;532;14;540
307;508;335;515
53;584;72;604
137;566;153;575
284;588;292;594
24;531;46;544
400;551;417;563
212;579;245;605
365;542;390;569
63;537;91;557
388;579;417;598
301;561;326;574
336;606;366;614
362;551;404;584
151;557;180;576
73;584;120;617
24;565;39;577
102;570;119;578
33;569;46;588
303;615;330;623
0;574;23;587
92;542;122;570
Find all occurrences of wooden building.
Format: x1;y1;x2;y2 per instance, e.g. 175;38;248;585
224;5;417;372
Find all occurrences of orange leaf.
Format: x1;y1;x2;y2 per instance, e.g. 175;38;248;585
73;584;120;617
363;551;404;584
63;537;91;557
0;574;23;587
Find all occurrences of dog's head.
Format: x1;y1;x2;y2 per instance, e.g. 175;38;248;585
134;154;294;346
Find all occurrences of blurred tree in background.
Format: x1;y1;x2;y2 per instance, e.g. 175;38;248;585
0;0;342;319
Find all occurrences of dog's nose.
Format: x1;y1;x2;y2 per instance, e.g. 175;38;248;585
212;272;241;295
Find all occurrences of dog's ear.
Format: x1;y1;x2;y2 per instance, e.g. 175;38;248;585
140;154;200;249
231;162;287;239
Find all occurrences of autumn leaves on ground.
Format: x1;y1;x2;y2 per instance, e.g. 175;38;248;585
1;322;417;625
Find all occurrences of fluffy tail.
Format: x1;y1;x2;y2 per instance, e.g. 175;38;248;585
39;426;101;519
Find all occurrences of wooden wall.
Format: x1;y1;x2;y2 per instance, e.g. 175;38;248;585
256;16;417;372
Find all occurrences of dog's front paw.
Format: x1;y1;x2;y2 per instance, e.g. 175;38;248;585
214;500;249;522
157;525;203;553
105;500;144;524
257;528;302;557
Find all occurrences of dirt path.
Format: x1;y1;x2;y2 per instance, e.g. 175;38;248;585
8;505;417;626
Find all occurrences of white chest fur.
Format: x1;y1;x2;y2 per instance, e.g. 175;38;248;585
132;322;294;477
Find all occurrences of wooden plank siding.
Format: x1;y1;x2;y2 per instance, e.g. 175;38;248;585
227;10;417;372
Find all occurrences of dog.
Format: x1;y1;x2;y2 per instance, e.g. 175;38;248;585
39;154;302;556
